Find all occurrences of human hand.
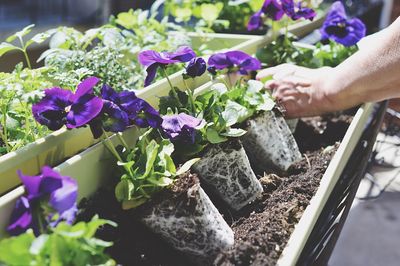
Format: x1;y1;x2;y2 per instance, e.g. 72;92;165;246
256;64;336;118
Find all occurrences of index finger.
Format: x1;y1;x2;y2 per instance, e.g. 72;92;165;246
256;63;297;81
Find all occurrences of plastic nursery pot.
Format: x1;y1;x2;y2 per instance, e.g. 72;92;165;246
286;118;299;133
193;139;263;211
137;172;234;265
241;110;302;172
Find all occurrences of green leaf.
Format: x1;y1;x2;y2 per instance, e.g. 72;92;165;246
174;7;192;22
0;230;35;265
247;80;264;93
176;158;200;176
0;42;20;57
206;127;228;144
15;24;35;39
141;140;159;178
115;179;134;201
30;234;49;255
211;82;228;94
6;24;34;43
221;127;247;137
148;176;174;187
249;0;265;11
30;29;56;44
84;216;117;238
222;100;251;126
200;3;223;23
115;10;137;29
258;94;275;111
122;198;148;210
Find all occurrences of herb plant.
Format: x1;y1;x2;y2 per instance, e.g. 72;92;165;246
0;65;53;155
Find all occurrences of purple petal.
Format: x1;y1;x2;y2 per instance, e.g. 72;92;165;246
208;53;232;70
144;63;160;87
168;46;196;62
226;51;261;72
226;51;253;65
126;98;162;128
39;166;64;195
102;100;130;132
32;87;73;131
66;94;104;128
119;90;138;111
185;57;207;78
18;170;42;197
49;174;77;214
282;0;316;21
138;50;173;67
240;57;262;71
101;84;119;103
7;197;34;236
262;0;284;21
320;1;366;46
248;11;264;31
161;113;203;143
326;1;346;21
72;77;100;102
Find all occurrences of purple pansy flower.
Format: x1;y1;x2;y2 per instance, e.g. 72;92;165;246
247;0;284;31
208;51;261;75
32;77;103;131
161;113;204;144
124;98;163;128
320;1;366;46
262;0;285;21
138;46;196;86
247;10;264;31
185;57;207;78
89;85;162;138
281;0;316;21
7;166;78;236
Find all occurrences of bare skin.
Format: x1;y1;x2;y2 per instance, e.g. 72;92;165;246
256;17;400;118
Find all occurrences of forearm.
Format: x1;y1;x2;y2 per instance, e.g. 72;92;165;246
325;17;400;109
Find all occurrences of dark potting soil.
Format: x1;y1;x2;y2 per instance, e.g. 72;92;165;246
77;113;351;266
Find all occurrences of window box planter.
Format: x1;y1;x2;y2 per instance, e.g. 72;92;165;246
0;32;263;196
0;100;381;264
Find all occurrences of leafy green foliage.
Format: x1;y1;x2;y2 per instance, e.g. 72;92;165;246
0;24;54;69
256;34;358;68
0;216;116;266
164;0;263;32
42;9;192;90
0;65;53;155
115;129;198;209
159;77;275;155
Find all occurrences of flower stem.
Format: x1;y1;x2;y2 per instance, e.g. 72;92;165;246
101;128;123;162
1;111;10;152
22;50;32;69
183;79;196;114
218;76;231;90
116;132;131;153
161;67;182;106
18;37;32;69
